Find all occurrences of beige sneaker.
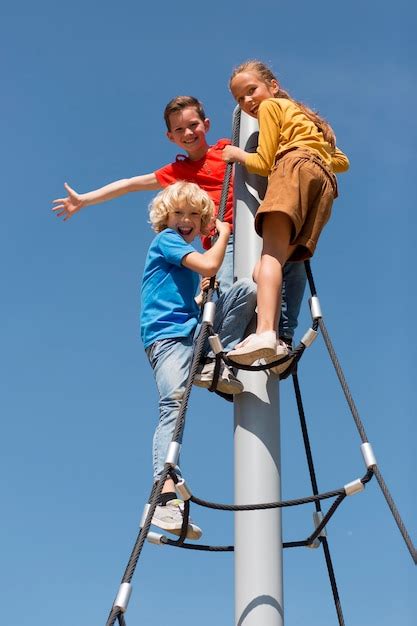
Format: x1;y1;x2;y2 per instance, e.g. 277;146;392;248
227;331;277;365
152;499;202;540
194;361;243;394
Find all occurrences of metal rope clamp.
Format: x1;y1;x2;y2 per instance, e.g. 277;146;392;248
176;478;192;501
309;296;322;320
113;582;132;612
308;511;327;548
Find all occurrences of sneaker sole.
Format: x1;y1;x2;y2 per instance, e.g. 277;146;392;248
151;518;202;540
228;346;276;366
194;376;243;395
193;376;212;389
271;355;294;376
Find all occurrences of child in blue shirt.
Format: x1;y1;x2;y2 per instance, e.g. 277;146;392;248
142;181;256;539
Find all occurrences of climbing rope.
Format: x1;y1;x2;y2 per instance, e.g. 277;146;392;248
303;261;417;565
104;109;241;626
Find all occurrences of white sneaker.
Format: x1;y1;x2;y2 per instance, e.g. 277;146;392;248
269;340;292;376
227;331;277;365
194;361;243;395
152;499;202;540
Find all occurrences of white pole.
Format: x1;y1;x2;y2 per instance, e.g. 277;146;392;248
233;111;283;626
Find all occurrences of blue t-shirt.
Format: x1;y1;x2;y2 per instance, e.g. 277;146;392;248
140;228;200;348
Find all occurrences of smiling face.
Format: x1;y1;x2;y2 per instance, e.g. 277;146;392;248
167;106;210;161
230;71;279;117
166;203;203;243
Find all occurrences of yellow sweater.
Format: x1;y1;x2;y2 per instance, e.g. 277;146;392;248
245;98;349;176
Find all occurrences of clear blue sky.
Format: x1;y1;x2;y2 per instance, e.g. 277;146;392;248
1;1;415;625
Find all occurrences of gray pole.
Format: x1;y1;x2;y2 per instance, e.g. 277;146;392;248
233;111;284;626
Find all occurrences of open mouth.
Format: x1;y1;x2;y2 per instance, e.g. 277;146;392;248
178;227;193;236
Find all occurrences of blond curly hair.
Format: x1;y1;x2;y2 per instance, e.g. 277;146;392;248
149;181;214;233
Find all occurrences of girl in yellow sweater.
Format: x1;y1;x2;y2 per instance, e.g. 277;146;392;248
223;59;349;366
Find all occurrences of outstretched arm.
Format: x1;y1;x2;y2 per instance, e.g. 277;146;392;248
52;173;161;221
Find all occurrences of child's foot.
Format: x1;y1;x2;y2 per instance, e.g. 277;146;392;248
151;499;202;540
227;331;277;365
194;360;243;395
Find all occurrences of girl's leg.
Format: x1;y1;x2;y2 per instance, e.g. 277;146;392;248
256;212;295;334
228;212;295;364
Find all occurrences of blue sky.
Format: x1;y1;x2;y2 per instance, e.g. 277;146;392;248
1;1;416;625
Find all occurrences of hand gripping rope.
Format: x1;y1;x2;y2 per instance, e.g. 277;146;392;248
103;108;416;626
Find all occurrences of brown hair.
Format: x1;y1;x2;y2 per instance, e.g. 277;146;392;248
230;60;336;150
163;96;207;131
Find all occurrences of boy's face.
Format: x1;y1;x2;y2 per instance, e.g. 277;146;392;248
167;107;210;160
166;204;202;243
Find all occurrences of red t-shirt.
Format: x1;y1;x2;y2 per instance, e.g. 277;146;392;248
154;139;234;249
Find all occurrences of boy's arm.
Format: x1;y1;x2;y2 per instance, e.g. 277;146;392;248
182;220;231;276
52;173;161;221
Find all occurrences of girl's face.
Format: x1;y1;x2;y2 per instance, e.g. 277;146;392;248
230;71;279;118
166;204;202;243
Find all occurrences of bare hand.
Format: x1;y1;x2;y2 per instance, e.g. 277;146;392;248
52;183;85;221
222;145;246;164
201;276;218;292
215;219;231;238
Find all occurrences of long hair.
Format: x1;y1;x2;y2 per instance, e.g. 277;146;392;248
230;60;336;150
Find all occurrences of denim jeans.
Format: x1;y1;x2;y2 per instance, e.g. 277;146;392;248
216;237;234;296
279;261;307;341
146;277;257;480
216;235;306;341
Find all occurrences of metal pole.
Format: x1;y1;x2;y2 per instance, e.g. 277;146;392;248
233;111;283;626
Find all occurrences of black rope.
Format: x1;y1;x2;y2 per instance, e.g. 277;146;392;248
190;487;345;511
292;369;345;624
117;614;126;626
208;354;222;392
160;538;319;551
314;292;416;564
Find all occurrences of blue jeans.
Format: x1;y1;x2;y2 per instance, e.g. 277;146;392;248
216;235;306;341
146;277;257;480
279;261;307;341
216;237;234;296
